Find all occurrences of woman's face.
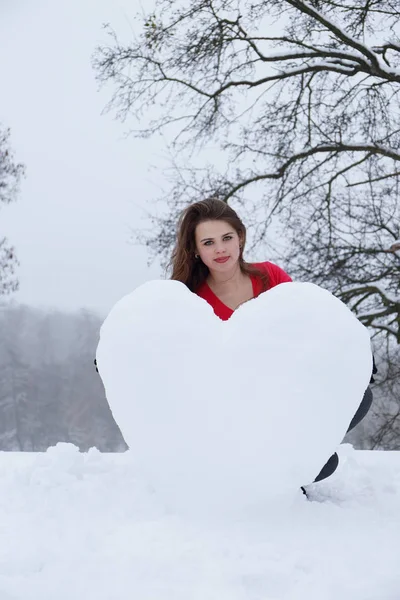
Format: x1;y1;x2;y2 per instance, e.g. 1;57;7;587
194;220;242;274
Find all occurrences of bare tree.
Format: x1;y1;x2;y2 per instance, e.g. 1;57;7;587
0;125;25;295
93;0;400;444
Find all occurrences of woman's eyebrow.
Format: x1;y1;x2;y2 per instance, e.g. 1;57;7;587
200;231;234;242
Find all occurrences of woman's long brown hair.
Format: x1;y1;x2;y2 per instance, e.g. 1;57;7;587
170;198;269;293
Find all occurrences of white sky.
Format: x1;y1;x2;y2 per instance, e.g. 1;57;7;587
0;0;164;316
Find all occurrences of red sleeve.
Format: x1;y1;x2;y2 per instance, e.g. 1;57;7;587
266;262;292;286
254;261;292;289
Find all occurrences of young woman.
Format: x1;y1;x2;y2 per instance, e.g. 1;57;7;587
170;197;291;319
170;197;375;490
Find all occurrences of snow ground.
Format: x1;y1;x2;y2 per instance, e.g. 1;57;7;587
0;443;399;600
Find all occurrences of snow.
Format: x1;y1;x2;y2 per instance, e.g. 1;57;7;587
0;444;400;599
97;280;372;517
0;279;393;599
343;282;400;306
389;240;400;252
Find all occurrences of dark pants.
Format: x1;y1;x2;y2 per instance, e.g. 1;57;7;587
313;386;373;483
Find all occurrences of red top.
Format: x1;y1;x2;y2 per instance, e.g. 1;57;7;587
195;261;292;321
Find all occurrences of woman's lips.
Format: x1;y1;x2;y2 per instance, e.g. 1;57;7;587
214;256;230;263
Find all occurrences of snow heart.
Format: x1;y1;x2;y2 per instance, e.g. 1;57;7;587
96;280;372;516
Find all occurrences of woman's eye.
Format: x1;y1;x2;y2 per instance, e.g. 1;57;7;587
203;236;232;246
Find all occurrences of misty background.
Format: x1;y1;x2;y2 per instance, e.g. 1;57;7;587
0;1;162;452
0;303;127;451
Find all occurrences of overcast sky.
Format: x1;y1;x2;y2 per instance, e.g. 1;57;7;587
1;0;164;316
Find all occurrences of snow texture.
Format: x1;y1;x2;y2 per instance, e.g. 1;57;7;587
0;444;399;600
96;280;372;517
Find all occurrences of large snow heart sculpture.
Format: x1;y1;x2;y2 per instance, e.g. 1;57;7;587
96;281;372;516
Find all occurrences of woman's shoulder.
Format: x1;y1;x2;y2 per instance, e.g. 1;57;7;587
251;261;292;285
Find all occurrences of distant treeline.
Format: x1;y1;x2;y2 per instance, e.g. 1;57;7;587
0;303;127;452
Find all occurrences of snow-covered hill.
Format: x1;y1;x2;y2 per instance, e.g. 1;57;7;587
0;444;399;600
